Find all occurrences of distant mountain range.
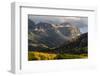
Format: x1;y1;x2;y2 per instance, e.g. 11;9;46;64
28;19;83;51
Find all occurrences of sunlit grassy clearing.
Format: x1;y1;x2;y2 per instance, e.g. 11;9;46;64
28;51;57;60
28;51;88;61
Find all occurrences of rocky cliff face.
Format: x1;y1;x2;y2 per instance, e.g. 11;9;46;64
28;19;81;51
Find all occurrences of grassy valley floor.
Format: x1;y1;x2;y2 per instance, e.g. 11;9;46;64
28;51;88;61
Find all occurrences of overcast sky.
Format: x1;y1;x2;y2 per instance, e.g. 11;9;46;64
28;15;88;33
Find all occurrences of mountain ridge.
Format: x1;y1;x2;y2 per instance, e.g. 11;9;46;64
28;19;81;51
